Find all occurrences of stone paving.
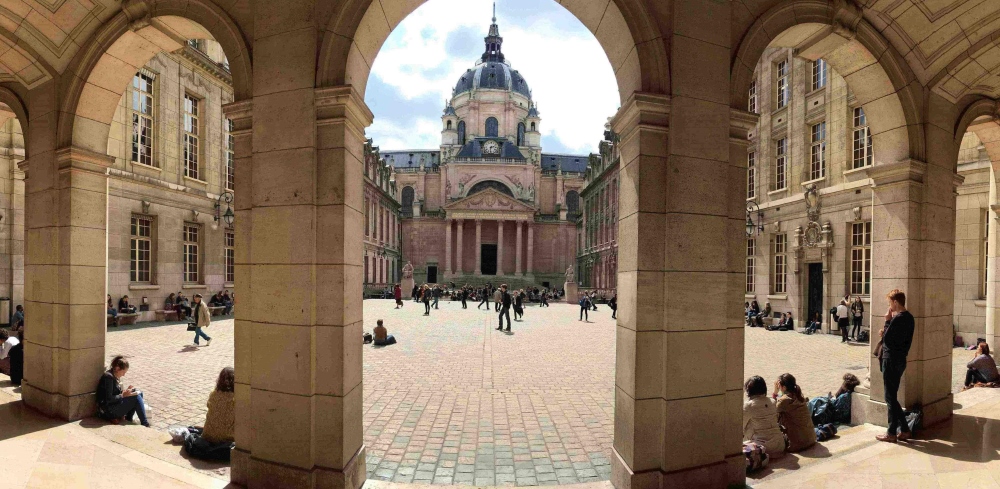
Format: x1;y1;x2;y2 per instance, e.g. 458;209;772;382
98;300;981;486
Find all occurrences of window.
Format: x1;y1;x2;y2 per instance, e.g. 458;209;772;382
775;138;787;190
457;121;466;145
225;231;235;284
485;117;499;137
852;107;873;169
530;122;536;131
131;72;154;167
130;215;152;283
746;238;756;293
810;122;826;180
775;60;789;109
984;211;990;298
401;186;414;217
811;59;826;91
850;221;872;295
747;151;756;199
183;224;200;283
517;122;526;146
183;94;200;180
447;120;452;130
566;190;580;220
225;118;234;191
772;234;787;294
748;79;757;114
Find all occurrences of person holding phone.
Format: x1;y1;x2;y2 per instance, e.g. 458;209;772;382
876;289;915;443
95;355;150;427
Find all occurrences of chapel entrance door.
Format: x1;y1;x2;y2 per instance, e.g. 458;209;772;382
427;266;438;284
481;244;498;275
807;263;823;327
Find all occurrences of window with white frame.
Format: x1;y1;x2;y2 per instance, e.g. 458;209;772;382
746;238;756;293
225;118;234;191
810;122;826;180
131;72;155;167
747;151;756;199
748;79;757;114
772;234;787;294
775;138;787;190
183;224;200;283
225;230;235;284
852;107;873;169
775;60;789;109
983;211;990;298
183;94;201;180
811;59;826;91
850;221;872;296
130;215;152;283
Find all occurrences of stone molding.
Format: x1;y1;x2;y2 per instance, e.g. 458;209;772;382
729;108;758;145
610;92;670;143
866;159;927;187
55;146;114;176
222;99;252;135
316;86;375;143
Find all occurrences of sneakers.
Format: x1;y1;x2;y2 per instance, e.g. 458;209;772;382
205;339;211;347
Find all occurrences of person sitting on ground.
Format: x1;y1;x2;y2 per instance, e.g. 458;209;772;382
767;312;787;331
783;312;794;331
754;302;772;327
10;304;24;330
774;373;817;452
373;319;396;346
183;367;236;461
965;342;1000;387
0;329;19;375
96;355;150;427
118;295;137;314
6;330;22;385
803;312;822;335
742;375;785;459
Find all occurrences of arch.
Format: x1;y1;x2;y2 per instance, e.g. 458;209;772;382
57;0;252;152
517;122;525;146
447;120;452;130
467;180;513;198
457;120;466;145
531;121;536;132
317;0;670;102
485;117;499;138
0;84;30;156
731;0;922;164
401;185;415;217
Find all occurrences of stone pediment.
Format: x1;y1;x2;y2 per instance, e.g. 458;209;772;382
443;188;536;212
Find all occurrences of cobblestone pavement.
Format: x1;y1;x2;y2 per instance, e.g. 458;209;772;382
103;301;978;486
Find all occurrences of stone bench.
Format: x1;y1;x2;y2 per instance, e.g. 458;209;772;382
209;306;226;317
154;309;179;322
117;313;139;326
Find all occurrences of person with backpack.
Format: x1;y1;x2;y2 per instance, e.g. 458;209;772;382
497;284;512;332
579;295;590;322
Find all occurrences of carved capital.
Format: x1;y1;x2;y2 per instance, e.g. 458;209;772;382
122;0;152;32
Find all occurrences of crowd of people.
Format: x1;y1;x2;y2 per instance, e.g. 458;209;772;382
745;295;868;340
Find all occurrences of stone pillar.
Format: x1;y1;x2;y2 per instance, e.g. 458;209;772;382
515;220;523;276
475;219;482;275
988;199;1000;348
497;219;505;276
444;219;452;276
526;222;534;275
456;219;464;274
22;145;111;420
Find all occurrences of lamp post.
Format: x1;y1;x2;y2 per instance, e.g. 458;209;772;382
215;191;235;228
746;201;764;237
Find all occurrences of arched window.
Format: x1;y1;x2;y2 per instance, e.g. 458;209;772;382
457;121;466;145
447;120;452;130
467;180;514;198
517;122;526;146
486;117;499;137
530;122;536;132
566;190;580;220
401;186;415;217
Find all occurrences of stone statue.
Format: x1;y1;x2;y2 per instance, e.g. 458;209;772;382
527;185;535;200
402;262;414;279
446;181;452;197
565;265;575;283
458;182;465;195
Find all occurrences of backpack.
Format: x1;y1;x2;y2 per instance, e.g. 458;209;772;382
857;330;870;342
743;442;769;473
808;396;833;426
830;306;839;321
363;332;373;344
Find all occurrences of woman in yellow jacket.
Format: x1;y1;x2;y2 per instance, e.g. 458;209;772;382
192;293;212;347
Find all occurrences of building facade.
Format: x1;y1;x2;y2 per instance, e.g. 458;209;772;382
362;140;402;286
384;15;586;288
576;128;620;294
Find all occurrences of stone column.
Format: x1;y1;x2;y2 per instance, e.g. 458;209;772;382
445;219;452;276
475;219;482;275
988;200;1000;348
22;145;111;420
456;219;464;274
515;220;523;276
527;222;534;275
497;219;505;276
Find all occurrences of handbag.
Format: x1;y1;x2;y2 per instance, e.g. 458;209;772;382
187;322;198;331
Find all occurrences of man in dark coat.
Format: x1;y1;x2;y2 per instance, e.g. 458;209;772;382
876;289;915;443
497;284;512;332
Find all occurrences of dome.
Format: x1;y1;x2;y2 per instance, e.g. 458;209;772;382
454;62;531;99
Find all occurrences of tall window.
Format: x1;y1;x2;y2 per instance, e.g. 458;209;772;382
225;230;235;284
810;122;826;180
775;138;787;190
852;107;873;169
517;122;526;146
850;221;872;295
225;118;234;191
811;59;826;91
747;151;756;199
984;212;990;298
457;120;466;145
746;238;756;293
772;234;787;294
183;224;200;283
748;79;757;114
130;215;152;283
183;94;200;180
131;72;154;167
485;117;499;137
775;60;789;109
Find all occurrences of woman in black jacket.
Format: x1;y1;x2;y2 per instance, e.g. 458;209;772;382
96;355;150;427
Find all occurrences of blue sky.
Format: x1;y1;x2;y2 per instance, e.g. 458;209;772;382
364;0;620;155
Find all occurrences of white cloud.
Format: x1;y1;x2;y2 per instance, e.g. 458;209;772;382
368;0;619;154
366;117;441;150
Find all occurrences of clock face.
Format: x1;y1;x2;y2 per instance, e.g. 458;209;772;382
483;140;500;155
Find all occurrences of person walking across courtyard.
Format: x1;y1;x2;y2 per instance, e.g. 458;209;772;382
394;284;403;309
836;299;850;343
497;284;512;332
493;286;502;312
609;294;617;319
432;286;441;309
191;293;212;346
876;289;914;443
478;285;490;310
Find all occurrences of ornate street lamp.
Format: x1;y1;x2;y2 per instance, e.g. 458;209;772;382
215;191;235;228
746;201;764;237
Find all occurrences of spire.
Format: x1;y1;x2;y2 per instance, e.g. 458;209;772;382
482;3;504;62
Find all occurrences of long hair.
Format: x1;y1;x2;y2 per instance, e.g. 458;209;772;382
216;367;235;392
834;373;861;398
778;373;805;402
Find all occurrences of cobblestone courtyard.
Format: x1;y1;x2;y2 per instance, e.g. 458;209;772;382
102;300;977;486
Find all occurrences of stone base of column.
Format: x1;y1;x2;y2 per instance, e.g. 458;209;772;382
611;449;743;489
22;383;96;420
400;277;415;299
231;446;366;489
850;391;953;428
564;282;578;304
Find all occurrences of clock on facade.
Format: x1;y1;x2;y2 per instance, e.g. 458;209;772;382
483;140;501;155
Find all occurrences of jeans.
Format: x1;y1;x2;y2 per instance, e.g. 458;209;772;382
105;393;149;426
498;306;511;330
193;327;212;345
966;368;990;386
374;334;397;346
223;301;233;315
881;357;911;436
580;306;588;321
805;321;820;334
433;297;439;309
478;297;489;309
107;308;118;317
851;316;863;338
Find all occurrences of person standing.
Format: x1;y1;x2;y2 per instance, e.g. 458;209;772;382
493;286;502;312
579;294;590;322
497;284;512;332
609;294;618;319
192;293;212;347
836;299;850;343
460;286;468;309
540;290;549;307
432;286;441;309
394;284;403;309
850;296;865;340
421;285;431;316
876;289;915;443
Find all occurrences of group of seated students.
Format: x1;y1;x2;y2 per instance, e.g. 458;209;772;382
965;341;1000;388
107;294;137;319
95;356;235;461
745;301;771;327
766;312;794;331
208;291;234;315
